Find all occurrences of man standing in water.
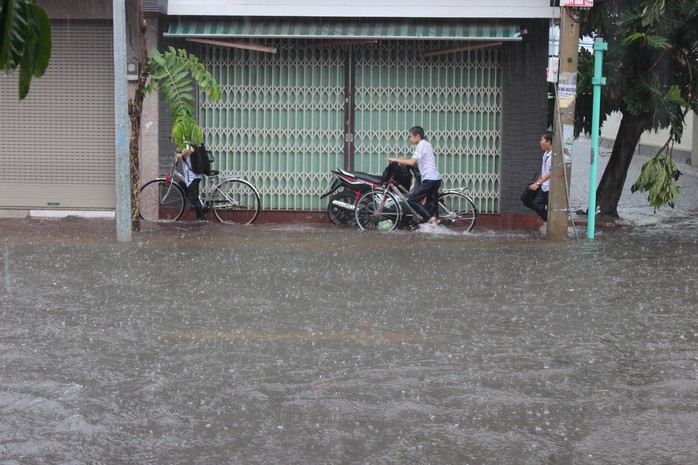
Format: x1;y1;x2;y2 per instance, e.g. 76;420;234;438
526;131;553;222
388;126;442;224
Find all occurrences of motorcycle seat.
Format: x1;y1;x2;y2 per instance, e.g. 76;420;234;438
338;168;383;185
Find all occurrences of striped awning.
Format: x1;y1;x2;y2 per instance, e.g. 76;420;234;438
165;17;523;41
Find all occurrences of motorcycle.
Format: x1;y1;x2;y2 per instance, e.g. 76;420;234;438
320;163;415;225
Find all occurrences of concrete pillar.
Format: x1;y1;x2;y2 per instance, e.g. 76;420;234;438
140;18;161;186
114;0;132;242
548;8;579;240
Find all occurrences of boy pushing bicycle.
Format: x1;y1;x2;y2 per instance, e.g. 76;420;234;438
176;145;208;223
388;126;442;225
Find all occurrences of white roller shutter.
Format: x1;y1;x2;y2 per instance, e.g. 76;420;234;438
0;21;115;210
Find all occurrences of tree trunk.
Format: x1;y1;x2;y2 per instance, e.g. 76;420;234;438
129;76;146;231
595;111;646;218
127;0;148;231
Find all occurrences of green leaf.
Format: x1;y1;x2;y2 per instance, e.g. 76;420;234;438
150;48;166;67
631;153;682;211
145;46;222;146
17;5;36;99
29;3;50;76
641;34;669;49
151;69;168;80
1;0;29;71
664;85;687;106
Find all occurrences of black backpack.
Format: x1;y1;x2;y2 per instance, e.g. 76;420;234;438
185;143;214;176
381;163;413;192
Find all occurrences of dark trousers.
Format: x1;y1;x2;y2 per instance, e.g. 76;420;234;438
532;189;549;222
408;179;442;221
186;179;206;220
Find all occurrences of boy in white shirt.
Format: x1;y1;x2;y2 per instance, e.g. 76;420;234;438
388;126;442;224
526;131;553;222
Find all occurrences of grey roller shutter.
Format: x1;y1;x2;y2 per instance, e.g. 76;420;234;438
0;21;115;210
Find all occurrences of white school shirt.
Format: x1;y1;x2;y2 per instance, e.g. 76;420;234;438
541;150;552;192
181;146;202;187
412;139;441;181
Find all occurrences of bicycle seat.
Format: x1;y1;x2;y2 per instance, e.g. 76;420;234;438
207;170;220;176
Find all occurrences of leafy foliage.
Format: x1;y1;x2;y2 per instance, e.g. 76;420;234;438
0;0;51;99
631;153;682;210
576;0;698;213
573;48;597;137
144;46;221;150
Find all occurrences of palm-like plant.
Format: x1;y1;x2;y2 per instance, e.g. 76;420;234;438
144;46;221;150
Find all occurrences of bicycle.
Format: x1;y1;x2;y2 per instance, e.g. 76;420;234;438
353;176;477;232
139;155;261;224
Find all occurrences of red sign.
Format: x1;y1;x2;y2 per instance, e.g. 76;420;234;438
562;0;593;6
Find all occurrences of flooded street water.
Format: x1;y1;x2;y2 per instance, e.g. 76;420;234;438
2;216;697;464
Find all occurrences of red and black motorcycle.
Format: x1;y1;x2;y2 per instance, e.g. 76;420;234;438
319;164;414;225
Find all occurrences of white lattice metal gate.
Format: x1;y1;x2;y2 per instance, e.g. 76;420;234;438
200;40;500;213
353;41;501;214
200;43;345;211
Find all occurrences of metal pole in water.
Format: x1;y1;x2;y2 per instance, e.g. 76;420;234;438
113;0;132;242
587;37;607;240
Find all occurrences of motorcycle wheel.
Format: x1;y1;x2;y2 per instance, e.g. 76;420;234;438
327;190;357;225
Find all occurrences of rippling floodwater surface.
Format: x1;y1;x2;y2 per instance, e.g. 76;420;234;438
1;218;697;464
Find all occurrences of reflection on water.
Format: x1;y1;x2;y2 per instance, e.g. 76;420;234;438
1;221;697;464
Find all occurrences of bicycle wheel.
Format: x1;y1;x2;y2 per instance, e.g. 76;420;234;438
437;191;477;231
139;179;185;222
212;178;261;224
355;190;401;232
327;190;357;225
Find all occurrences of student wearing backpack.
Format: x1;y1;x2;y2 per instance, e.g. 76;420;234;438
176;145;208;223
388;126;442;224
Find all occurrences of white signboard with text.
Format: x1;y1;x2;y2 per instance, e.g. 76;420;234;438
562;0;593;7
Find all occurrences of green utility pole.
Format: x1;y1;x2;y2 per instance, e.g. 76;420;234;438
587;37;607;239
548;6;579;240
